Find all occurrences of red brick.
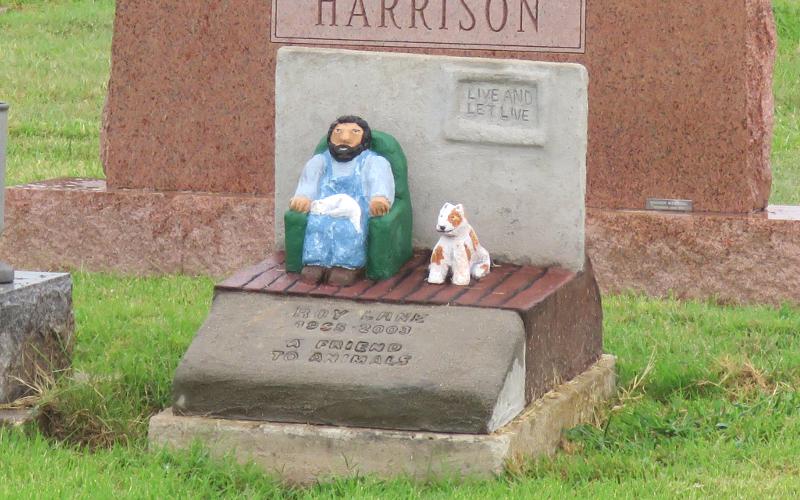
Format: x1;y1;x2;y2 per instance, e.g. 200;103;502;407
286;280;318;295
404;282;444;303
309;284;340;297
453;264;518;307
217;252;285;289
261;272;298;293
426;283;471;305
244;267;288;291
479;268;546;308
382;266;429;302
503;268;575;311
334;280;375;299
359;253;428;301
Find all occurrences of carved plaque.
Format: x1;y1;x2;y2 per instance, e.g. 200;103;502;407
444;67;548;146
272;0;586;53
271;303;423;367
173;293;526;433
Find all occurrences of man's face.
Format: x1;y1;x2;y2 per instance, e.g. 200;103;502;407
330;123;364;148
328;122;366;162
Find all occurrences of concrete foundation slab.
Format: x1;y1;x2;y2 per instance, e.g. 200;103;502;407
4;180;798;305
173;293;528;434
150;354;615;484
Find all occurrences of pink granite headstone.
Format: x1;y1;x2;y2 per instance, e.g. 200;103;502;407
101;0;776;213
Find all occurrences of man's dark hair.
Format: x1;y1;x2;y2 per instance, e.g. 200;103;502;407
327;115;372;161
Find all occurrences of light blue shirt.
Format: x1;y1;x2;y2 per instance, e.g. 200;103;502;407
294;153;395;206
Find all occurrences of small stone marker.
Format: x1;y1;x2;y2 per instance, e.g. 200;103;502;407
174;294;526;433
0;272;74;404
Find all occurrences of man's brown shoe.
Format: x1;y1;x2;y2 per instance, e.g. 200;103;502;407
326;267;364;287
300;265;326;284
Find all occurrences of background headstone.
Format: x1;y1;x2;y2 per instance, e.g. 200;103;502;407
5;0;788;304
102;0;775;213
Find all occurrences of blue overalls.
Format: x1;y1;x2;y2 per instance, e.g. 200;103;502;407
302;150;373;269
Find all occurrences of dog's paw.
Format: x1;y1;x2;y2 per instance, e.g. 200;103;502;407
473;263;490;279
427;272;446;285
452;274;471;286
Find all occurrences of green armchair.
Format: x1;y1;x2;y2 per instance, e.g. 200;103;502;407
284;130;413;280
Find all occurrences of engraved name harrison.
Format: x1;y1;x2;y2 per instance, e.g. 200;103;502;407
310;0;542;33
270;305;426;367
272;0;586;53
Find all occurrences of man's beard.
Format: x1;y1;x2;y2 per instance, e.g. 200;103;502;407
328;141;366;162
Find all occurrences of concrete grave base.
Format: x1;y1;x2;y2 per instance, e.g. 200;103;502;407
2;179;799;304
587;206;800;305
150;354;615;484
0;179;274;277
172;252;603;434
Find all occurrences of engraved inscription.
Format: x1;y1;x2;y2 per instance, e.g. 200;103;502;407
445;70;547;146
272;0;586;54
461;83;537;126
271;304;420;367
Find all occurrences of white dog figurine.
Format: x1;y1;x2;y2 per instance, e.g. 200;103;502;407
428;202;491;286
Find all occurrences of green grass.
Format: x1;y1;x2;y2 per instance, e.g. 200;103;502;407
39;273;215;446
772;0;800;204
0;0;112;185
1;0;799;204
1;1;800;497
2;274;799;497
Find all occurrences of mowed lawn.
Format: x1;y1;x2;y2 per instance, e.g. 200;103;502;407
1;1;800;499
2;275;799;497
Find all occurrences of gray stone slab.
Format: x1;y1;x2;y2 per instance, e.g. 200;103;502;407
1;101;7;235
173;292;526;434
274;48;588;272
0;262;12;285
0;271;74;403
152;354;616;485
0;408;38;427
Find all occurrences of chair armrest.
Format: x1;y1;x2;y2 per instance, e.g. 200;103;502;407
284;209;308;273
367;198;413;280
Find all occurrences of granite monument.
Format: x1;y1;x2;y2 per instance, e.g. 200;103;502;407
2;1;794;306
150;48;615;483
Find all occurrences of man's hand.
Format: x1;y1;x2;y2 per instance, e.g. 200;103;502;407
369;196;391;217
289;196;312;213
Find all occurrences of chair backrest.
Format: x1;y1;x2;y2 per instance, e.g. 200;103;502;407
313;130;409;203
